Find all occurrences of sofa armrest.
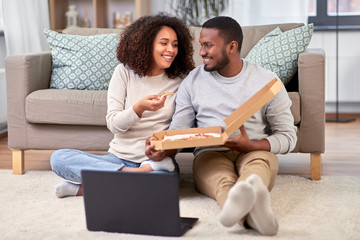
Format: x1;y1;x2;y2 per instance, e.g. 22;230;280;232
297;48;326;153
5;52;52;149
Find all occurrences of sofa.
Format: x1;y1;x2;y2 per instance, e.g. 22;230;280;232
6;23;325;180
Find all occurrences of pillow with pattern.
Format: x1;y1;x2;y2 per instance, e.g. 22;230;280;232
44;29;119;90
245;24;313;85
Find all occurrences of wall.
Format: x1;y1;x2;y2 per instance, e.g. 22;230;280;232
309;30;360;113
0;68;6;134
0;35;6;133
0;35;5;68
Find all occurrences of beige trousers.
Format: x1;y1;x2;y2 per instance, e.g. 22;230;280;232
193;150;278;209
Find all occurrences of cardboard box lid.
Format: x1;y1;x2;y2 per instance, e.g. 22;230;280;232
150;78;283;150
222;78;283;138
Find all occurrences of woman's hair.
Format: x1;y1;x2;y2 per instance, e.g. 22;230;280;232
116;13;195;79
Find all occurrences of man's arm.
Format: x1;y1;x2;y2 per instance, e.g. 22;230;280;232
224;87;297;154
264;87;297;154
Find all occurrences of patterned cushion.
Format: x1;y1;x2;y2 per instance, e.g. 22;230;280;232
245;24;313;85
44;29;119;90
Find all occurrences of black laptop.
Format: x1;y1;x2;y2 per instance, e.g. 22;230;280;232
81;170;198;237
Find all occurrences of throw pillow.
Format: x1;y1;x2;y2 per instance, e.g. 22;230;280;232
245;24;313;85
44;29;119;90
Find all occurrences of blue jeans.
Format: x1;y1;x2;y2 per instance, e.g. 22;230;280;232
50;149;179;184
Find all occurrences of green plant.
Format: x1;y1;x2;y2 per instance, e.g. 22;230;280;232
170;0;229;26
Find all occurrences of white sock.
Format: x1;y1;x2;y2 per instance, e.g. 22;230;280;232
246;174;278;236
219;181;255;227
140;157;175;172
55;181;80;198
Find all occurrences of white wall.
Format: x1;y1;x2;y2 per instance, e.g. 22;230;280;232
309;31;360;113
0;36;5;68
1;0;7;132
0;68;6;134
0;35;6;132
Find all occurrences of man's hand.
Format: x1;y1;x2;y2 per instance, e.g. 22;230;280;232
223;126;270;153
145;138;168;161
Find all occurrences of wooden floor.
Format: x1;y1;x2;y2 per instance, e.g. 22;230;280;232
1;114;360;177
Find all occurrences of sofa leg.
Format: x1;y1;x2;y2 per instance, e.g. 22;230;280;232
12;150;25;175
310;153;321;180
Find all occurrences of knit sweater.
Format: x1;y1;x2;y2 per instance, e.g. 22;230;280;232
169;60;297;156
106;64;182;163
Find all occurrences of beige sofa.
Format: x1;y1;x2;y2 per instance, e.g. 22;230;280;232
6;23;325;179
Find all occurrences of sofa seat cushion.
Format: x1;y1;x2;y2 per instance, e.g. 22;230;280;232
25;90;300;127
288;92;300;125
26;89;107;126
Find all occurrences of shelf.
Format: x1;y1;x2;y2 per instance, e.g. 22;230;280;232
48;0;151;30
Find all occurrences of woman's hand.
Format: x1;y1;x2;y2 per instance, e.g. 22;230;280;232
145;138;177;161
133;95;167;117
145;138;168;161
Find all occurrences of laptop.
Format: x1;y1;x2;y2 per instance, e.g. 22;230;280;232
81;170;198;237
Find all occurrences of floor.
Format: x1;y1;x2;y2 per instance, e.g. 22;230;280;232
1;114;359;178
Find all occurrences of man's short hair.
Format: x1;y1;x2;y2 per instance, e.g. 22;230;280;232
202;16;243;52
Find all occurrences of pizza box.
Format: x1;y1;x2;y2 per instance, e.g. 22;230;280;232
151;78;283;150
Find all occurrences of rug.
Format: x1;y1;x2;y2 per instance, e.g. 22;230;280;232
0;170;359;240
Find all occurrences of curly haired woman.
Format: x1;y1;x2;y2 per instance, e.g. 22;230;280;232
50;13;195;198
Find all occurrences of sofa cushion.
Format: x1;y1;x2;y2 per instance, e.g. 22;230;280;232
25;89;300;127
26;89;107;126
245;24;313;85
44;29;119;90
240;23;304;58
190;24;305;67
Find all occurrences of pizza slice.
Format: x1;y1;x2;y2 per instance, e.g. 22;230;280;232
159;91;175;99
163;133;221;142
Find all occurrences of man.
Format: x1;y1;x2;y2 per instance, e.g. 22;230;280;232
145;16;297;236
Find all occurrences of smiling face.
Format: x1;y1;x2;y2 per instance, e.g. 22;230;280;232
151;26;178;76
199;28;230;73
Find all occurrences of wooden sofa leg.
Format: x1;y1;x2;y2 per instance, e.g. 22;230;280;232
310;153;321;180
12;150;25;175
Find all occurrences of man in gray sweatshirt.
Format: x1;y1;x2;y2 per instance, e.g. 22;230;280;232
146;16;297;236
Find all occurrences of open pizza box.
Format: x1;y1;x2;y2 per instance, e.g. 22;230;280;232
151;78;283;150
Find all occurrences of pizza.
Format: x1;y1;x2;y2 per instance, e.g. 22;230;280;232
163;133;221;142
159;91;175;99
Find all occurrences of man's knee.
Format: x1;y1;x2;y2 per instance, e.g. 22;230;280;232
237;151;278;191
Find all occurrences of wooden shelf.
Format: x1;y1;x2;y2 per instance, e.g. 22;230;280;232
48;0;151;30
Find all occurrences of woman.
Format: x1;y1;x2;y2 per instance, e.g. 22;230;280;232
50;13;195;198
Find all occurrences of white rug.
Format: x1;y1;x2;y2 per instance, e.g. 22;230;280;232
1;170;360;240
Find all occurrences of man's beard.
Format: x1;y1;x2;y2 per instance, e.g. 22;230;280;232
204;48;229;72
